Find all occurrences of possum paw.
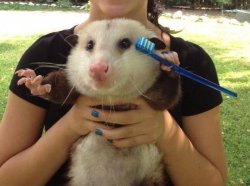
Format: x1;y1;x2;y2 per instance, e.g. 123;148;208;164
16;69;51;96
160;51;180;72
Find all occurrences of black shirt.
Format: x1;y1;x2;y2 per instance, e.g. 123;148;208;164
9;26;222;185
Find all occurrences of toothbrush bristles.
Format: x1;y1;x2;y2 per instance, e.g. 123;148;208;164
136;37;155;53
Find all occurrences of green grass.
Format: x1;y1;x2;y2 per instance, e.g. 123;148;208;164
0;15;249;185
175;22;250;185
0;1;87;11
0;35;40;117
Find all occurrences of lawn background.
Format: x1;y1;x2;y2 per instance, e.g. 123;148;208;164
0;8;249;186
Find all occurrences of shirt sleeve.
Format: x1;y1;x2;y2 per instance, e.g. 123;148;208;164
169;35;223;116
9;35;54;109
179;41;223;116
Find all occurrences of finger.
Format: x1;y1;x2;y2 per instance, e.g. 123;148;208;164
79;97;139;107
77;97;155;124
96;109;142;125
15;69;36;78
31;75;51;95
99;121;157;140
82;108;130;125
15;69;26;77
160;51;180;72
160;51;174;71
31;75;43;84
35;84;51;95
103;98;155;123
170;51;180;65
112;134;157;148
88;122;113;131
161;51;175;64
24;78;34;90
24;79;41;95
17;77;28;85
88;106;155;125
17;77;40;95
76;106;108;123
24;69;37;78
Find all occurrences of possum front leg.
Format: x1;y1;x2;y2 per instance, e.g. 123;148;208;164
16;69;79;104
41;70;79;104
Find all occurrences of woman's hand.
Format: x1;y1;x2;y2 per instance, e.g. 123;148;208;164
66;96;122;137
89;98;167;148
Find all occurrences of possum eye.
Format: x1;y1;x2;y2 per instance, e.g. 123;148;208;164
118;38;132;50
86;40;95;51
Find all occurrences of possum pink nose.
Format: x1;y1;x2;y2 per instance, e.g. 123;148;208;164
89;62;109;81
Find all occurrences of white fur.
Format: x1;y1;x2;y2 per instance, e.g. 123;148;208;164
68;134;162;186
66;19;164;186
66;19;160;100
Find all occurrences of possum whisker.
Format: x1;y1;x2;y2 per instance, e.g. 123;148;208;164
57;53;68;60
30;62;66;67
34;65;64;71
61;86;75;106
101;96;108;127
30;62;66;71
101;96;105;121
108;97;114;128
62;33;78;48
34;65;65;68
128;75;153;101
111;81;116;114
111;99;117;127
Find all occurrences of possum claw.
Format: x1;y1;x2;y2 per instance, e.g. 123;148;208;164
160;51;180;72
15;69;36;78
30;84;51;96
16;69;51;96
44;84;51;93
17;77;28;85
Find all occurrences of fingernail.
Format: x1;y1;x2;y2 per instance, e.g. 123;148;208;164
91;110;99;118
95;129;103;136
107;139;113;143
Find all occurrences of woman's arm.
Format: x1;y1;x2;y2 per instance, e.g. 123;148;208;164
0;92;92;186
157;106;227;186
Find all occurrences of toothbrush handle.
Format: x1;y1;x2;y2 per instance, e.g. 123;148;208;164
172;66;237;97
148;52;237;97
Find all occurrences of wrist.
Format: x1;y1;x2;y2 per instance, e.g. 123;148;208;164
57;111;83;146
63;105;90;137
156;111;179;154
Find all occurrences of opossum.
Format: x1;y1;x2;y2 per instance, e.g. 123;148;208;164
17;19;181;186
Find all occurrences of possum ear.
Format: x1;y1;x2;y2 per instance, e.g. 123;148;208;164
65;34;79;47
149;37;166;50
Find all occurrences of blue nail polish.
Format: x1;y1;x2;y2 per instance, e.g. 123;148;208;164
91;110;99;118
95;129;103;136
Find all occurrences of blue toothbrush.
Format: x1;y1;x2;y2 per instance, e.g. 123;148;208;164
135;37;237;98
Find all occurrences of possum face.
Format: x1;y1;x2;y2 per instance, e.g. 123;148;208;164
67;19;161;99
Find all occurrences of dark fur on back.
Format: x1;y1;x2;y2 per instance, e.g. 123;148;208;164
145;69;180;110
